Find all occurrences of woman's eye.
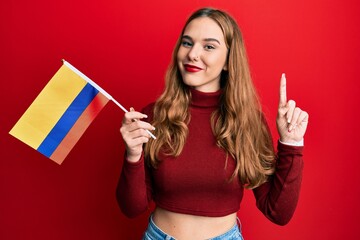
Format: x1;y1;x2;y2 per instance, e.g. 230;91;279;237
181;41;192;47
205;45;215;50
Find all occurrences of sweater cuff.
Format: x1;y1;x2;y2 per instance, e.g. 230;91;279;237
123;152;145;168
277;141;304;155
279;138;304;147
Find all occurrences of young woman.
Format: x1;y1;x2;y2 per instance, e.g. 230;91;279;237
117;7;308;240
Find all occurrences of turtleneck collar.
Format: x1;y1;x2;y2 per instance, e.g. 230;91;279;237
190;88;222;110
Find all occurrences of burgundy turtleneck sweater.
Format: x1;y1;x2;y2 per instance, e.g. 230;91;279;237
117;89;303;225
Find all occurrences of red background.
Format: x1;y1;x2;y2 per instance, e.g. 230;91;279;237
1;0;359;239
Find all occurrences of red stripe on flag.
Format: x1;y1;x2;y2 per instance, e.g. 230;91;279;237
50;93;109;164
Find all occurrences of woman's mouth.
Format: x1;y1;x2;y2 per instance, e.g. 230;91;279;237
184;64;202;73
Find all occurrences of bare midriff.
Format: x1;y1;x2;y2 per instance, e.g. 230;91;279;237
152;207;237;239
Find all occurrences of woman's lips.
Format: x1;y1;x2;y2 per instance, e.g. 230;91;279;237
184;64;202;72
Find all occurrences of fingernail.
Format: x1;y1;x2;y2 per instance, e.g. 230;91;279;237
130;107;134;111
288;124;293;132
152;126;156;130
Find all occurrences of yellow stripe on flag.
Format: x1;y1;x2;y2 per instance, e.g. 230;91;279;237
9;65;87;149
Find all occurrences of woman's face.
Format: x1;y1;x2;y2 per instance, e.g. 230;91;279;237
177;17;228;93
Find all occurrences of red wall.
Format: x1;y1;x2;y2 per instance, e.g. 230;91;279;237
1;0;359;239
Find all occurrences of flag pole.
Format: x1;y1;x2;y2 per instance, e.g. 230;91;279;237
62;60;156;139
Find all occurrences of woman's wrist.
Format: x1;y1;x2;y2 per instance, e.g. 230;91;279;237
279;138;304;147
126;152;142;163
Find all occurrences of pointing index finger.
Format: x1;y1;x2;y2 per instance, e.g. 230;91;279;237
279;73;287;106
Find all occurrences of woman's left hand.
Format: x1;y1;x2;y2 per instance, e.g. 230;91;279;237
276;74;309;143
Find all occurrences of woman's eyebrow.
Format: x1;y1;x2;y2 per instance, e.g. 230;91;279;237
182;35;221;45
203;38;221;45
181;35;193;41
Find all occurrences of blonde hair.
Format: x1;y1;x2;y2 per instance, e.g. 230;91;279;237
144;8;275;189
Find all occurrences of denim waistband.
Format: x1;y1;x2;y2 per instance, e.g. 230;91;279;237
143;215;243;240
142;215;175;240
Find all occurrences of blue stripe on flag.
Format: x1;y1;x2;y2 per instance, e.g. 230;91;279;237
37;83;99;157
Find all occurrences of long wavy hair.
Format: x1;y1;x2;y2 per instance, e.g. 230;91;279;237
144;8;276;189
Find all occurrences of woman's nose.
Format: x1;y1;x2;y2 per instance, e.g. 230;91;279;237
187;45;201;62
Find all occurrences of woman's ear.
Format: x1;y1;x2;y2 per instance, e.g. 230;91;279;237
223;62;228;71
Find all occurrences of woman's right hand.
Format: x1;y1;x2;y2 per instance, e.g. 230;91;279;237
120;108;155;163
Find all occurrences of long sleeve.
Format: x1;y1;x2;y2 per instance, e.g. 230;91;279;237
253;141;304;225
116;154;153;218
